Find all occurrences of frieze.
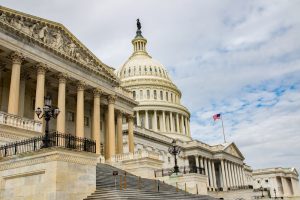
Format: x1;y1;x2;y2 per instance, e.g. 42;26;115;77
0;6;118;85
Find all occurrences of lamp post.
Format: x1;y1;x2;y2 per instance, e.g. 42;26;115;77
168;139;181;175
260;186;264;198
35;96;60;148
274;188;277;199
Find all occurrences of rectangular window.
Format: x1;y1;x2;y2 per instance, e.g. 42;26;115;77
166;92;168;101
84;116;89;126
160;91;163;100
171;93;173;102
147;90;150;99
67;111;75;122
140;90;143;100
154;90;157;99
133;91;136;100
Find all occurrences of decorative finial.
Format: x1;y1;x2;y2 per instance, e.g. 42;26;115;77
137;18;142;31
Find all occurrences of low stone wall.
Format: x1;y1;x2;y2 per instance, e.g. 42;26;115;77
158;173;208;195
0;147;98;200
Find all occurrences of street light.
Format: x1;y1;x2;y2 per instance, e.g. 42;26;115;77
35;96;60;148
168;139;181;175
259;186;264;198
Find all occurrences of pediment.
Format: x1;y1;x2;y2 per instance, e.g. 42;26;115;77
223;143;245;160
0;6;119;85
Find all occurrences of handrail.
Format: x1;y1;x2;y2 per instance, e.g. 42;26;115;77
154;166;205;177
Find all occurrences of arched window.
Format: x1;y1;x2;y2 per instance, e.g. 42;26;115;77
133;91;136;100
154;90;157;99
160;91;163;100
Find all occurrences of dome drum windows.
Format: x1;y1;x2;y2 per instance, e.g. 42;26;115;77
154;90;157;100
147;90;150;99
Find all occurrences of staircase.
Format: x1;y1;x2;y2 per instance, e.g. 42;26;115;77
84;163;217;200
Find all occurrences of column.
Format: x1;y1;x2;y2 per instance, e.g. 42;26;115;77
224;160;230;188
56;74;67;133
204;158;210;188
221;160;227;190
235;164;241;187
238;165;243;187
153;110;157;131
128;114;134;153
162;111;166;132
187;118;191;136
34;63;47;121
92;88;101;154
228;162;233;188
107;95;116;159
232;163;237;187
136;111;140;126
76;81;85;138
116;111;123;154
184;117;188;135
145;110;149;129
181;115;185;134
170;112;174;132
200;157;204;169
195;155;200;173
208;159;213;189
212;161;217;189
18;73;27;116
176;113;179;133
105;108;109;159
8;52;24;115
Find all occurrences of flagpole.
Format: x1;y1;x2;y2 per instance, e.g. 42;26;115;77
221;115;226;143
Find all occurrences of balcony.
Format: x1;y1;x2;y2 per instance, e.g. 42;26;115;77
0;111;42;133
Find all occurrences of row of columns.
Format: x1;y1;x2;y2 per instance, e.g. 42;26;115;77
136;110;190;136
195;155;246;191
6;51;135;159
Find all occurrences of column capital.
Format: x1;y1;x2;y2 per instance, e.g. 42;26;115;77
10;51;25;64
36;63;48;75
127;114;134;122
108;95;116;104
116;110;124;117
57;73;69;83
77;81;86;91
93;88;103;97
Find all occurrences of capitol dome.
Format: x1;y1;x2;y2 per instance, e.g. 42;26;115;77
116;21;191;141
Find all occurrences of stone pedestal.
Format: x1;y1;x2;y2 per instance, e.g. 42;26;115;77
158;173;208;195
0;148;98;200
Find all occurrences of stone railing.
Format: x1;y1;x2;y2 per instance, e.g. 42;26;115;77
0;111;43;133
111;150;162;163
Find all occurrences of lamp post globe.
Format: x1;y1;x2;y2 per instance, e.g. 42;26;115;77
35;96;60;148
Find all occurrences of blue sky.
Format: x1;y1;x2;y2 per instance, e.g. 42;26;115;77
1;0;299;171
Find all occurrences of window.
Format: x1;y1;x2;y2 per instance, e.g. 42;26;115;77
166;92;168;101
171;93;173;102
154;90;157;99
265;179;268;183
84;116;89;126
133;91;136;100
257;180;260;184
67;112;75;122
147;90;150;99
160;91;163;100
140;90;143;100
168;157;171;163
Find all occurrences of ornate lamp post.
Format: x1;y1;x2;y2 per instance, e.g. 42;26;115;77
168;139;181;175
35;96;60;148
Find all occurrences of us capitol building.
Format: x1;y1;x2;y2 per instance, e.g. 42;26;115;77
0;6;299;200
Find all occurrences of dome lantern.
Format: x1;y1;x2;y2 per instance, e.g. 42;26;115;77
132;19;148;56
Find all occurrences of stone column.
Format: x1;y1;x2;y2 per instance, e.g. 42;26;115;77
184;117;188;135
145;110;149;129
187;118;191;136
92;88;101;154
170;112;174;132
181;115;185;134
235;164;241;187
195;155;199;168
107;95;116;159
128;114;134;153
18;73;27;116
212;161;217;189
239;165;244;186
162;111;166;132
221;160;227;190
200;157;204;169
34;63;47;121
153;110;157;131
232;163;237;187
224;160;230;188
56;74;67;133
8;52;24;115
76;81;85;138
208;159;213;189
176;113;180;133
116;111;123;154
228;162;233;187
204;158;210;187
136;111;140;126
105;109;109;159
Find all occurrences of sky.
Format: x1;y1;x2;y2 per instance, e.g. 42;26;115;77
1;0;299;171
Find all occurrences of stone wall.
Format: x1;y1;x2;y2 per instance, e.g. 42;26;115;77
0;147;98;200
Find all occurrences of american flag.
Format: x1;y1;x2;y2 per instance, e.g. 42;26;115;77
213;113;221;121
